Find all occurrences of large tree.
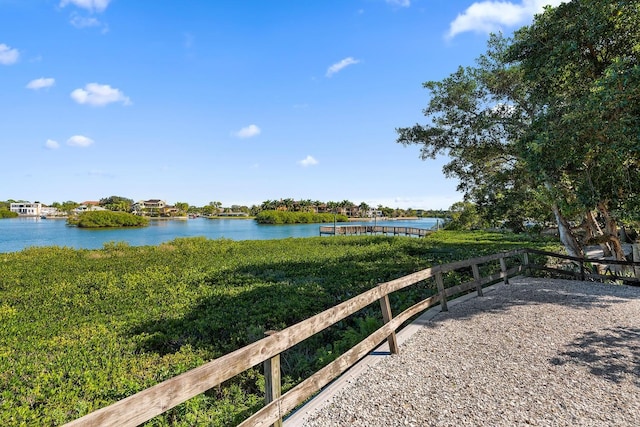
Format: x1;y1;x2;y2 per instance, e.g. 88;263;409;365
398;1;640;258
397;34;550;235
506;0;640;259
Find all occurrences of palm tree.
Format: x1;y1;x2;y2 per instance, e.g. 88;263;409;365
261;200;276;211
359;202;370;218
281;198;295;211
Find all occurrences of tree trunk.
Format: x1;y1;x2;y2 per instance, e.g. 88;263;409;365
552;203;583;258
583;209;613;257
597;202;626;261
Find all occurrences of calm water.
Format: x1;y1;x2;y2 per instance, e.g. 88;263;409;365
0;217;440;253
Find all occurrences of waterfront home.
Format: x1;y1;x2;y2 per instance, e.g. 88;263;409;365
132;199;179;217
132;199;166;216
10;202;60;217
10;202;43;216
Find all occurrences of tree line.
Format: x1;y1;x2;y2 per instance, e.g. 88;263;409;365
397;0;639;259
0;198;448;219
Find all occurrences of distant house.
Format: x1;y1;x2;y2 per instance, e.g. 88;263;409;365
10;202;60;217
346;206;360;218
315;204;328;214
41;206;60;217
74;205;106;214
10;202;42;216
132;199;177;216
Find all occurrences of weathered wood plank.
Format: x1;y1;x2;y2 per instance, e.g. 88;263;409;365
499;257;509;284
379;295;399;355
471;263;483;297
527;264;580;278
435;271;448;312
239;294;442;427
65;266;438;427
437;249;525;273
264;353;282;427
526;248;640;267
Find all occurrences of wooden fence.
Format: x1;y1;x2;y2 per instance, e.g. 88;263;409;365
525;248;640;286
63;247;640;427
319;225;432;237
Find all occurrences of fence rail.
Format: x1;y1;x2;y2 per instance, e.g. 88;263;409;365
525;248;640;286
63;247;640;426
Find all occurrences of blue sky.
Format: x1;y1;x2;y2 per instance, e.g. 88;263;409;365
1;0;562;209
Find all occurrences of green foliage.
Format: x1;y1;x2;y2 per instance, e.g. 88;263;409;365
444;201;486;231
0;209;18;218
399;2;640;254
255;210;349;224
67;211;149;228
396;33;547;232
0;233;559;425
99;195;134;212
505;0;640;245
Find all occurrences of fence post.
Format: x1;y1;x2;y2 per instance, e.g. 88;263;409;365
471;263;483;297
435;271;448;312
499;256;509;285
379;295;399;354
633;244;640;279
523;252;530;276
263;331;283;427
580;259;585;281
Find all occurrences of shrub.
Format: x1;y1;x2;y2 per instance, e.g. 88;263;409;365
255;210;349;224
0;210;18;218
67;211;149;228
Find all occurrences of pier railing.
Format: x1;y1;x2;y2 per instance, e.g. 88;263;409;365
63;247;639;426
319;225;432;237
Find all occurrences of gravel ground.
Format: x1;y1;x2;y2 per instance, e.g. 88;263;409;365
297;278;640;427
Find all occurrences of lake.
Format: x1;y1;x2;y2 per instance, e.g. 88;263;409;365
0;217;441;253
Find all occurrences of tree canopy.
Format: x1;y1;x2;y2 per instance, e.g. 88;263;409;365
398;0;640;257
99;195;134;212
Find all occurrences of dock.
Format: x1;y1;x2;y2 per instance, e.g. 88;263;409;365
319;225;432;237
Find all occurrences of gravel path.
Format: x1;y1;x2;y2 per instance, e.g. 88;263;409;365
296;278;640;427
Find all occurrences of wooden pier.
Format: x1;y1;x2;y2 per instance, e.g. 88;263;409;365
319;225;432;237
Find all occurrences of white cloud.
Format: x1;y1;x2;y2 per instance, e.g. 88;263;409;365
67;135;94;147
26;77;55;90
326;57;360;78
59;0;111;13
70;83;131;106
234;124;261;139
45;139;60;149
0;43;19;65
298;155;319;167
386;0;410;7
70;14;101;28
447;0;566;39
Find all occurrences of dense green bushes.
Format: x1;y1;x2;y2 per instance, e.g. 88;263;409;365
0;209;18;218
67;211;149;228
255;210;349;224
0;232;559;425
